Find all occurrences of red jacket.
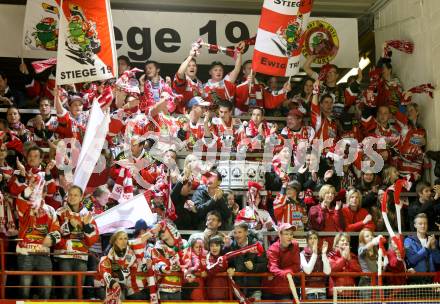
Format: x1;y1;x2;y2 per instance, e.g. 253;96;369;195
328;250;362;296
308;204;344;246
205;252;229;300
265;239;301;295
341;207;375;232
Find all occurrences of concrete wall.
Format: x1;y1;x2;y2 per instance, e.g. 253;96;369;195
374;0;440;150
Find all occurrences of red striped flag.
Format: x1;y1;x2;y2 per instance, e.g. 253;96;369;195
252;0;313;76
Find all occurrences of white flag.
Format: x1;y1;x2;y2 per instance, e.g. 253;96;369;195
73;100;109;190
94;193;156;234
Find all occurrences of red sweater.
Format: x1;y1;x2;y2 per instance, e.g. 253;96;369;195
328;250;362;296
265;239;301;295
308;204;344;246
341;207;376;232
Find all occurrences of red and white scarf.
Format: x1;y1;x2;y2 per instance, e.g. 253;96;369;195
110;168;134;203
383;40;414;58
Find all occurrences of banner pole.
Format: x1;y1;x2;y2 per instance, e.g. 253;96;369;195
248;69;253;94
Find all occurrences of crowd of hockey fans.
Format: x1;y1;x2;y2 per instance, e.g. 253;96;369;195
1;40;440;301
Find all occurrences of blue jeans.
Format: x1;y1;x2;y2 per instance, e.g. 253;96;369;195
17;254;53;299
58;258;87;299
160;291;181;300
306;292;327;300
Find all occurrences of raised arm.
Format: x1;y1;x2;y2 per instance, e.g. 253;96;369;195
54;86;65;116
303;55;318;79
227;42;244;83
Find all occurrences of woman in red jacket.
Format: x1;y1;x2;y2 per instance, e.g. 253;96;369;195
328;232;361;298
342;189;376;232
308;184;344;246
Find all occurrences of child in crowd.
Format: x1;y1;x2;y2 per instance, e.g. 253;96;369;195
206;236;229;300
183;238;208;300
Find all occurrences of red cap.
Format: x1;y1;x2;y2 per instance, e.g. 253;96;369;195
248;181;263;191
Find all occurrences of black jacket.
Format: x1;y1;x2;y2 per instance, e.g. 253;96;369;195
192;185;231;230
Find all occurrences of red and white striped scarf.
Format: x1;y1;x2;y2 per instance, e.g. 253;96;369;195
110;168;134;203
383;40;414;58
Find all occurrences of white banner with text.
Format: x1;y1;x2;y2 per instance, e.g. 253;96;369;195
1;4;358;68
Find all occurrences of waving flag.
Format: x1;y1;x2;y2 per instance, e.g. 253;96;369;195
252;0;313;77
73;101;110;191
55;0;117;85
95;193;156;234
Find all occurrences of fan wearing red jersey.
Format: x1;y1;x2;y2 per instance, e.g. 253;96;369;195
361;105;401;164
9;147;57;205
310;80;338;145
394;103;426;181
202;41;243;105
176;96;211;151
99;229;158;303
239;107;279;152
280;108;315;153
173;46;203;113
14;170;61;299
54;88;89;142
55;185;99;299
235;72;291;113
205;100;242;151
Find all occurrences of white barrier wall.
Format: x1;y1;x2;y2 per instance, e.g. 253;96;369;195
374;0;440;150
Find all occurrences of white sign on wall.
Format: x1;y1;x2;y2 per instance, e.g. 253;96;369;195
1;4;359;68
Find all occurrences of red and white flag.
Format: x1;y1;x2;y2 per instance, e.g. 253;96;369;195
252;0;313;76
94;193;156;234
55;0;117;85
73;101;110;191
31;58;57;74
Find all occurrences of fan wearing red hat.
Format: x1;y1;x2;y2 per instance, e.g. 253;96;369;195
235;72;291;113
235;181;276;232
263;222;300;300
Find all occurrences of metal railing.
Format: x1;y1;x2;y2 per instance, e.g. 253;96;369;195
1;238;440;302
